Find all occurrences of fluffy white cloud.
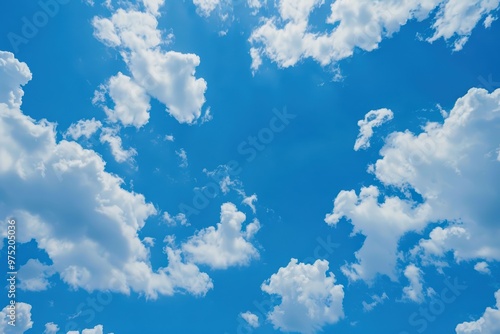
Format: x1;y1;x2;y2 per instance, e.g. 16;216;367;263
250;0;499;70
402;264;425;303
43;322;59;334
18;259;55;291
193;0;222;16
240;311;259;328
262;259;344;334
456;289;500;334
0;302;33;334
0;51;212;299
354;108;393;151
474;261;491;275
163;211;189;226
362;292;388;312
326;185;431;281
64;118;102;140
0;51;32;109
326;87;500;282
94;73;151;128
68;324;104;334
182;202;260;269
92;5;207;124
99;127;137;163
428;0;500;51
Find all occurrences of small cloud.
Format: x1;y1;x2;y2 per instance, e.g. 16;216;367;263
176;148;188;168
240;311;259;328
164;134;175;142
474;261;491;275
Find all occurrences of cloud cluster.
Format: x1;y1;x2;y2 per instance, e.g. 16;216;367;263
92;0;207;125
0;51;212;299
354;108;393;151
326;87;500;282
250;0;499;70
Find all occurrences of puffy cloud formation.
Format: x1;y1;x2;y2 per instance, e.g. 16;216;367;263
262;259;344;334
18;259;55;291
94;72;151;129
240;311;259;328
0;302;33;334
182;203;260;269
67;324;104;334
0;51;212;299
474;261;491;275
250;0;499;70
43;322;59;334
455;289;500;334
92;2;207;124
99;127;137;163
354;108;394;151
326;87;500;282
64;118;102;141
0;51;32;109
402;264;425;303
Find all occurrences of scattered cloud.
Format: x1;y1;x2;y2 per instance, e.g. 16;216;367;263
163;211;189;226
43;322;59;334
249;0;500;70
176;148;188;168
354;108;393;151
0;52;212;299
100;127;137;163
362;292;388;312
326;87;500;282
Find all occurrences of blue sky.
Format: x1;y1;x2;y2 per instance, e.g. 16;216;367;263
1;1;500;333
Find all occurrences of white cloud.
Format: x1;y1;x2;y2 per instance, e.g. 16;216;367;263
0;302;33;333
176;148;188;168
249;0;500;70
456;289;500;334
262;259;344;334
92;5;208;124
164;134;174;142
163;211;189;226
193;0;222;17
68;324;104;334
99;127;137;163
362;292;388;312
95;72;151;128
18;259;55;291
474;261;491;275
326;87;500;282
43;322;59;334
182;202;260;269
354;108;394;151
0;51;32;109
428;0;500;51
240;311;259;328
242;193;258;213
402;264;425;303
64;118;102;140
0;52;212;299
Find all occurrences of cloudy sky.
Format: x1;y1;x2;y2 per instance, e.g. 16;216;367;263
1;0;500;333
